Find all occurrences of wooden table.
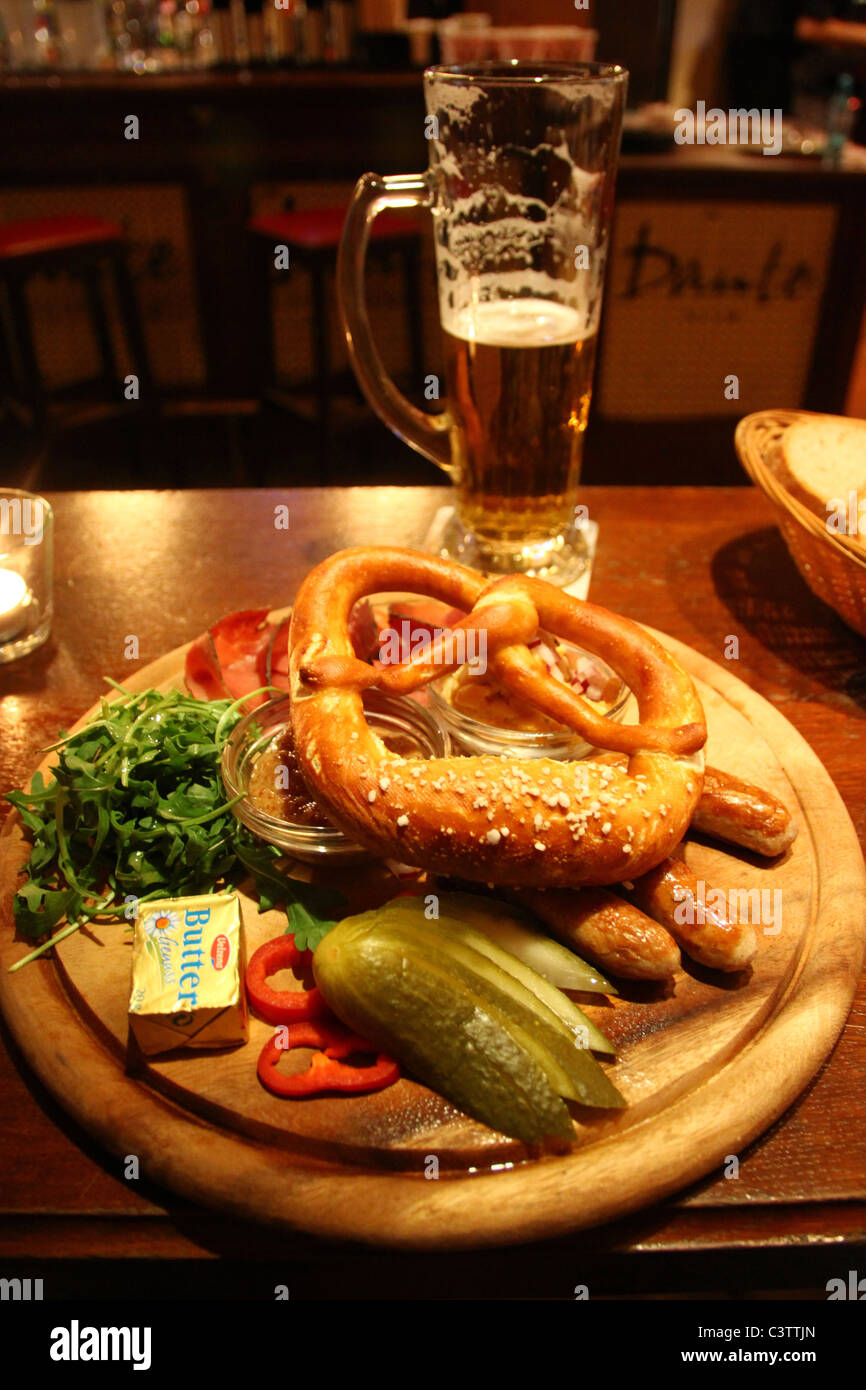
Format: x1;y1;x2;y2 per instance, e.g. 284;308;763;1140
1;485;864;1299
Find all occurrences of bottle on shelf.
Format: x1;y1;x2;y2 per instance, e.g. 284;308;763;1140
324;0;353;63
303;0;324;63
823;72;857;168
33;0;62;66
192;0;217;65
245;0;264;62
209;0;232;63
228;0;248;62
0;0;39;68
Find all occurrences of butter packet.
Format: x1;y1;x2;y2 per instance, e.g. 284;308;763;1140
129;892;248;1056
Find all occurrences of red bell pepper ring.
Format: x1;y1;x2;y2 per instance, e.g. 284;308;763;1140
257;1019;400;1097
245;934;329;1024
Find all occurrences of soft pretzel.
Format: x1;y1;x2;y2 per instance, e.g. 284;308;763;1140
589;752;798;861
288;547;707;889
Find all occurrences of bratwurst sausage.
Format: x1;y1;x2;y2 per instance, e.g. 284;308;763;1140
514;886;682;982
628;856;757;972
693;768;796;858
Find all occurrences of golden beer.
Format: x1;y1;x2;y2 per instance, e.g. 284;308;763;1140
338;62;627;580
442;300;597;549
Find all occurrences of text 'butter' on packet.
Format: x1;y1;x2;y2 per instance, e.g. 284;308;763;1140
129;892;248;1056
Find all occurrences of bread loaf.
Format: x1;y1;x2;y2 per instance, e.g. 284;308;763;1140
778;415;866;544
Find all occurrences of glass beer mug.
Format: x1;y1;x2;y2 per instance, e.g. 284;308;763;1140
339;61;628;583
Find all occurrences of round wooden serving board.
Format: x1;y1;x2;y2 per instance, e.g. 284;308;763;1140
1;622;864;1248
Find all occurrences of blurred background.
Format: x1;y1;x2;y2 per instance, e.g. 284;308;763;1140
1;0;865;490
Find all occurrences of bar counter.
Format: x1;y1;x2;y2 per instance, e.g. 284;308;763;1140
2;71;865;473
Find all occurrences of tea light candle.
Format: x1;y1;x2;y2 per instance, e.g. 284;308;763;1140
0;569;31;643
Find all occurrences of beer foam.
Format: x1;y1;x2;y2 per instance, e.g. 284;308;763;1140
446;298;587;348
425;72;621;343
431;141;605;338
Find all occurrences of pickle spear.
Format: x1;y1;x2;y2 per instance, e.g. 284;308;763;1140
314;922;575;1145
314;913;625;1139
363;915;624;1109
379;895;615;1056
427;890;618;994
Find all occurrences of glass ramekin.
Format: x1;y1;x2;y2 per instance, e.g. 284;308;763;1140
427;644;632;760
221;690;450;862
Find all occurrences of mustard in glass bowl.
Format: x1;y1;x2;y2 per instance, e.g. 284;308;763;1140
221;690;450;862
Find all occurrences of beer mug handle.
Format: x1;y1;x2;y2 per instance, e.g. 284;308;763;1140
338;171;453;475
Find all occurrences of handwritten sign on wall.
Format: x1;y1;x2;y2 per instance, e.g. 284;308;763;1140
597;200;836;420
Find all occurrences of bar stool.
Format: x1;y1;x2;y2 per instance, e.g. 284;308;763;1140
247;205;425;468
0;215;154;431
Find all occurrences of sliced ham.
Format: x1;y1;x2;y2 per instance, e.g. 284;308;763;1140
264;617;291;693
185;595;441;710
376;597;468;663
185;608;274;709
211;608;271;670
348;598;379;662
185;631;229;701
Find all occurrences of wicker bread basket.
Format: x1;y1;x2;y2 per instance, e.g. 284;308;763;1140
735;409;866;639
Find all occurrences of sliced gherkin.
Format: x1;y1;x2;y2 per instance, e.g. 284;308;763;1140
381;895;615;1055
314;911;625;1130
425;891;618;994
313;922;575;1145
368;916;624;1110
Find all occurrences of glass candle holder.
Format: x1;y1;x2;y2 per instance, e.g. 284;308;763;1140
0;489;53;664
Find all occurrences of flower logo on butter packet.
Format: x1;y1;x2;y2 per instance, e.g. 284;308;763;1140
144;908;181;940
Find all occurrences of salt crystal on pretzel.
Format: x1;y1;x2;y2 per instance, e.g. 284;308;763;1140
287;547;707;889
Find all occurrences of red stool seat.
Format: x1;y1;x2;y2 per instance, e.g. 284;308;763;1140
0;212;152;430
246;200;424;471
0;216;126;261
248;206;414;251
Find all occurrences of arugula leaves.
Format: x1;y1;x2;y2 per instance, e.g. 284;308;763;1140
231;838;345;950
6;684;346;967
